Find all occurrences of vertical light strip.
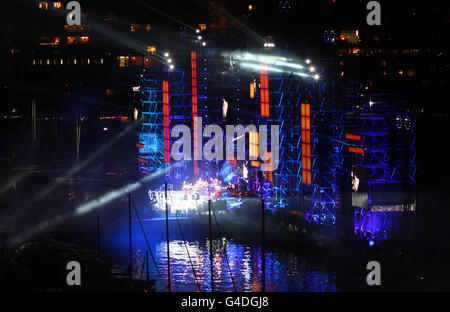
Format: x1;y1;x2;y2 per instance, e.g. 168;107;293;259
249;131;259;159
163;80;170;163
264;151;273;182
191;51;199;175
250;82;255;99
301;103;312;184
260;62;270;117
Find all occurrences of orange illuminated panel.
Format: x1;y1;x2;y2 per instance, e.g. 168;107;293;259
264;151;273;182
260;62;270;117
191;51;199;175
250;82;255;99
345;133;361;141
199;24;207;31
348;147;364;154
251;161;260;167
163;81;170;163
249;131;259;159
301;103;312;184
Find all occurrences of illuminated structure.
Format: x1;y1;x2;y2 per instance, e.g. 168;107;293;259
353;92;416;240
137;43;415;234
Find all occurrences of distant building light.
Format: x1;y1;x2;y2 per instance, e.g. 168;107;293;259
130;24;140;32
249;4;253;10
199;24;206;31
53;2;62;9
146;24;151;31
66;36;76;45
39;2;48;10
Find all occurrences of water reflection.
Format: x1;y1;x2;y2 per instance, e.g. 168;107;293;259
104;228;338;292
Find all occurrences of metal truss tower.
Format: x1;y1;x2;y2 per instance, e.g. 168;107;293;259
359;92;416;206
138;78;165;175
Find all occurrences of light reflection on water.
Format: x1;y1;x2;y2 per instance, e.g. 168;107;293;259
104;231;338;292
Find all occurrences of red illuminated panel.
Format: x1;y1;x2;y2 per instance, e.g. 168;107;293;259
301;103;312;184
163;80;170;163
138;157;146;163
348;146;364;154
136;143;144;148
345;133;361;141
191;52;199;175
260;62;270;117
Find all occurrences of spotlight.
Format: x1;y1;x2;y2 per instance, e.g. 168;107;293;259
404;116;412;130
197;35;202;40
314;74;319;80
164;52;169;57
306;59;311;64
196;29;200;33
369;100;374;106
169;64;174;70
202;41;206;46
395;116;402;129
309;66;315;72
167;58;172;63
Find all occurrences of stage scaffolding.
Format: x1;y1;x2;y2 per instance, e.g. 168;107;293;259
137;49;419;231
